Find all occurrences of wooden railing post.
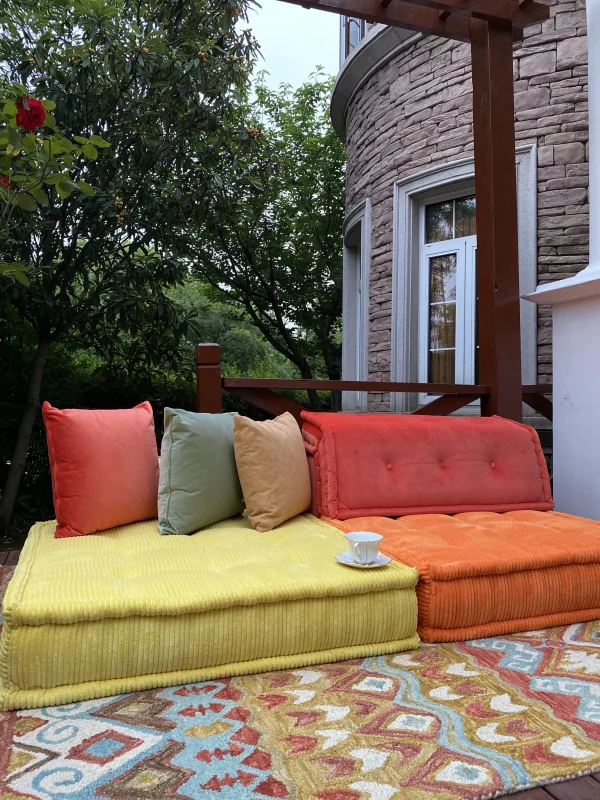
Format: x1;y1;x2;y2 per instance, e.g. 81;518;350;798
196;344;222;413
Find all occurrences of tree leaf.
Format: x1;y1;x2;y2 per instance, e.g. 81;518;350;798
7;127;21;150
89;135;110;148
54;134;76;152
56;181;74;199
14;193;37;211
14;270;30;286
30;187;49;206
77;180;95;196
41;99;56;111
73;135;89;144
82;143;98;160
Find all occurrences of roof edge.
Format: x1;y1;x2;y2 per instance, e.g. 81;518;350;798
331;25;422;143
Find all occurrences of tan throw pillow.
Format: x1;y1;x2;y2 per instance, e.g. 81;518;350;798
233;412;312;531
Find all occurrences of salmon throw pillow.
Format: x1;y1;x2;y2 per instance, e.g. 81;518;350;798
233;412;311;532
43;401;159;538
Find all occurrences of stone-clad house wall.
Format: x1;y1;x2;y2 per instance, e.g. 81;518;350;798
341;0;588;411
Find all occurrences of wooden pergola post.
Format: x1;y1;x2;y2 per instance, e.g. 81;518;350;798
470;20;522;420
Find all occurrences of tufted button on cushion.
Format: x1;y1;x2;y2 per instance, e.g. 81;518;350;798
301;413;553;520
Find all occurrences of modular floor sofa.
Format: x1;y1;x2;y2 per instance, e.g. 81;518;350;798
4;411;600;711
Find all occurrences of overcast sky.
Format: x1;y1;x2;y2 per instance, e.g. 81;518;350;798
247;0;340;88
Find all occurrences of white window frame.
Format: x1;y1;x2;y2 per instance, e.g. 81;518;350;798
418;232;477;404
390;145;538;419
342;199;371;411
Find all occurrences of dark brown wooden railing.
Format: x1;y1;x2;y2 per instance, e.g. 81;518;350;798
196;344;552;422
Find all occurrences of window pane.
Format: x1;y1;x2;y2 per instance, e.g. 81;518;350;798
429;349;455;384
455;195;476;238
429;303;456;349
426;201;453;243
429;253;457;303
348;18;361;50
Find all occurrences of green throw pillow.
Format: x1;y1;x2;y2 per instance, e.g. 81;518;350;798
158;409;243;535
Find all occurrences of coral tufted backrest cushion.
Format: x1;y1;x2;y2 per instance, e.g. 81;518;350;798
301;413;553;520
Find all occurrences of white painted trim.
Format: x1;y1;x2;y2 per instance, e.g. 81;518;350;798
389;145;538;415
417;235;477;404
342;199;372;411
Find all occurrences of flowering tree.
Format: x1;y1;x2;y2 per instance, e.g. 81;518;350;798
0;0;258;539
0;87;105;283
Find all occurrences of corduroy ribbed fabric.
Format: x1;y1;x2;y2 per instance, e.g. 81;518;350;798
0;514;419;710
328;510;600;642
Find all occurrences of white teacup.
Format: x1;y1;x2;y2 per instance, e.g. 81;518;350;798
346;531;383;565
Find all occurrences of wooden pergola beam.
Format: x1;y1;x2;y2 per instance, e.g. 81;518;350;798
397;0;547;27
295;0;473;40
292;0;548;37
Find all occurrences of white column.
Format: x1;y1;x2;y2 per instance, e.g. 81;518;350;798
524;0;600;519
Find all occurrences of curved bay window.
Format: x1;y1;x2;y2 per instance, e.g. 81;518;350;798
418;195;477;392
340;17;367;63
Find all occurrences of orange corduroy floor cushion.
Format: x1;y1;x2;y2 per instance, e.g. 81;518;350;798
328;510;600;642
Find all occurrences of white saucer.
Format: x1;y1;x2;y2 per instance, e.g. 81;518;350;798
336;551;392;569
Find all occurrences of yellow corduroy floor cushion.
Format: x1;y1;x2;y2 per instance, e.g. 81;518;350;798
0;513;418;710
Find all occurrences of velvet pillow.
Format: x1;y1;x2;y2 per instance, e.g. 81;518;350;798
158;409;243;535
233;412;311;532
43;401;159;538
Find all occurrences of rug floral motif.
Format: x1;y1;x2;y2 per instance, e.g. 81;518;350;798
2;568;600;799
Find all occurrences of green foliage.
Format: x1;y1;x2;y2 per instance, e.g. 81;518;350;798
0;0;261;537
0;0;259;321
0;86;100;282
170;281;297;378
189;71;346;382
0;1;346;539
0;282;294;541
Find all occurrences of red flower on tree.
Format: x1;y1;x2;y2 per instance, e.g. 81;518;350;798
0;175;13;189
16;96;46;131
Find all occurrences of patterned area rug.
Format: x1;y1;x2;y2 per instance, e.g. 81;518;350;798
2;567;600;798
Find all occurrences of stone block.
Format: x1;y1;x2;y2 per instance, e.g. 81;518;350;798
545;175;589;190
390;75;410;103
520;103;574;122
538;145;554;166
519;50;557;78
555;10;587;28
545;131;587;144
566;163;589;176
514;87;551;111
553;141;586;164
538;166;566;179
538;187;588;208
557;36;588;68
